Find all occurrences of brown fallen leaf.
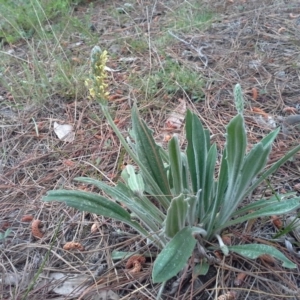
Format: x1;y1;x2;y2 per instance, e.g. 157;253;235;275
222;234;232;245
21;215;34;222
63;242;85;251
259;254;275;265
252;87;258;101
271;215;283;229
126;255;146;274
165;98;186;129
31;220;44;238
234;272;247;286
63;159;75;167
252;107;268;117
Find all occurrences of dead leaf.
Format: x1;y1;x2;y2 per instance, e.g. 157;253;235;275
21;215;34;222
91;223;99;234
37;272;120;299
234;272;247;286
252;107;268;117
108;94;122;101
53;122;75;143
259;254;275;264
63;160;75;167
271;215;283;229
126;255;146;273
165;98;186;129
48;272;89;296
214;250;223;260
252;87;258;101
31;220;44;238
221;234;231;245
63;242;85;251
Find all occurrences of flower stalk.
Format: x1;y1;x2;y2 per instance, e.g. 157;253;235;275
87;46;170;209
234;83;244;115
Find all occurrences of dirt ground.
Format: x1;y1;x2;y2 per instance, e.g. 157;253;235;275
1;0;300;299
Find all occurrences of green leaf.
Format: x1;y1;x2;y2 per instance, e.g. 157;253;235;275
186;110;209;194
0;228;11;240
75;177;165;222
202;144;217;214
4;228;12;238
165;194;188;238
260;127;280;148
73;178;167;246
168;135;183;195
223;198;300;228
230;193;296;219
42;190;148;237
228;244;296;269
180;152;189;191
226;114;246;185
218;115;247;224
221;139;273;222
131;106;171;207
152;227;197;283
193;260;209;276
186;195;198;226
235;129;279;200
245;143;300;198
111;251;134;260
121;165;145;196
206;150;228;237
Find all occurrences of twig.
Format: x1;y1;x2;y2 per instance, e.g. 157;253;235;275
168;30;209;67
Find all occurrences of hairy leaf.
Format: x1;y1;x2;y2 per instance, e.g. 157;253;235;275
229;244;296;269
152;227;196;283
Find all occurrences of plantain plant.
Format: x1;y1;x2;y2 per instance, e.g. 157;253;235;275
43;47;300;284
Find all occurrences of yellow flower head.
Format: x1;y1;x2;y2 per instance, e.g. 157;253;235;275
87;46;109;105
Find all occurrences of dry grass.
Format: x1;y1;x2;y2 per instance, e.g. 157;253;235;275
1;0;300;299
